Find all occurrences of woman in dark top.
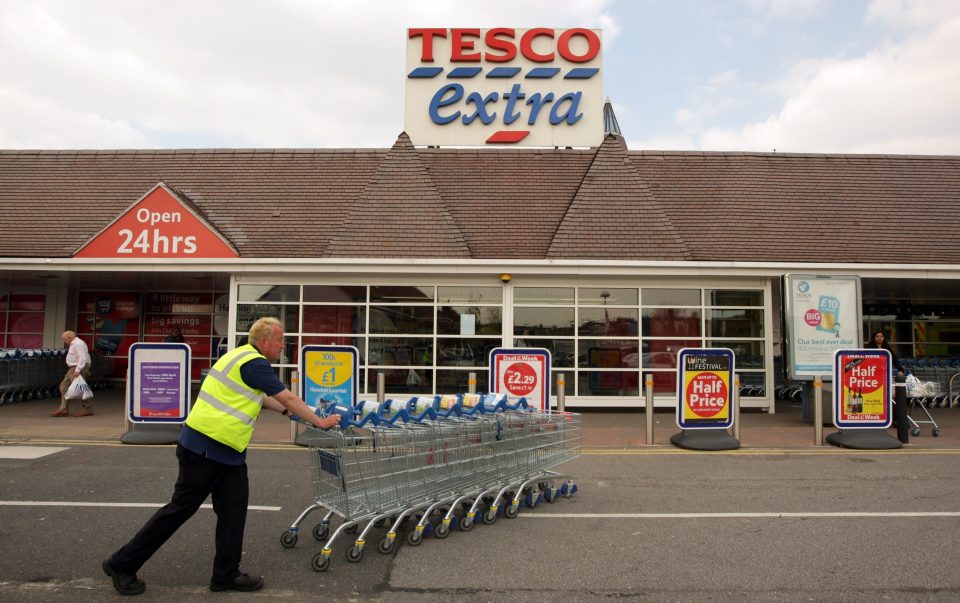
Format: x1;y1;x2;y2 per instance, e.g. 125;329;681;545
864;330;903;374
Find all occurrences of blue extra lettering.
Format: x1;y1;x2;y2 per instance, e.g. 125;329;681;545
549;92;583;125
429;84;464;125
501;84;526;125
525;92;555;125
462;91;498;125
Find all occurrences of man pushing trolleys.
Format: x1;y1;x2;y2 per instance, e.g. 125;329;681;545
102;317;340;596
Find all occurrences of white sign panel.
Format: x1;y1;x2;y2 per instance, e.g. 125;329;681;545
783;274;862;380
489;347;551;411
405;28;603;147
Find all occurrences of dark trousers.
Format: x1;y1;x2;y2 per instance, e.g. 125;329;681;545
110;444;249;582
894;398;910;443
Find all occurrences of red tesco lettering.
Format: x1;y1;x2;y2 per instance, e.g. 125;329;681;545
409;28;600;64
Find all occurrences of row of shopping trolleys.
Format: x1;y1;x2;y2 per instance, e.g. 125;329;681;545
0;348;113;404
280;393;581;571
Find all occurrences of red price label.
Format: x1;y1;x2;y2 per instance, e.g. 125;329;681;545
804;309;821;327
503;362;537;396
685;373;728;418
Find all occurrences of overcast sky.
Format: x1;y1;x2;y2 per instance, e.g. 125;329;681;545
1;0;957;154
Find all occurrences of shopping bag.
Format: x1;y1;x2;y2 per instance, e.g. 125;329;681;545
66;375;92;400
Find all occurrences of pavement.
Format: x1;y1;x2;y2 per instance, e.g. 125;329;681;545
2;385;958;449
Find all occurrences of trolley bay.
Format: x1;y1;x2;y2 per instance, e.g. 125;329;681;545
0;444;958;601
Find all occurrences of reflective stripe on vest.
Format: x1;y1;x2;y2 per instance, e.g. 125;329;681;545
186;345;266;452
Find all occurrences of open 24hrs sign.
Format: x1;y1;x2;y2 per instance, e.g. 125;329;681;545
676;348;735;430
75;183;238;259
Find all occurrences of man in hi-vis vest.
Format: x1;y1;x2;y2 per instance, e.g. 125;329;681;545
103;317;340;596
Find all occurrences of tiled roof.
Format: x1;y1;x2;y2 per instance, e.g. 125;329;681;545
1;136;959;264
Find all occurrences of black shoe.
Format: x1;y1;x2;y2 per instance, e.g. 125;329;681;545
210;572;264;592
102;557;146;596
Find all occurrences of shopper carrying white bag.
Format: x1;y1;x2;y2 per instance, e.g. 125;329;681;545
66;375;93;400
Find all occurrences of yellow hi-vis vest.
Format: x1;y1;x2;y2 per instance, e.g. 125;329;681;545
185;344;266;452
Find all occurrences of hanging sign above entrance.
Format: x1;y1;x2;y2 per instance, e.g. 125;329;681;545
404;28;603;147
74;183;238;258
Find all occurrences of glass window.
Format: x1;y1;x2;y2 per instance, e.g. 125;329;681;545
517;338;575;368
303;285;366;303
707;309;764;338
437;286;502;304
302;305;365;334
437;306;502;336
370;286;434;303
643;288;700;306
709;340;765;369
369;305;433;334
707;290;763;306
577;307;639;336
367;367;433;394
578;371;639;396
578;340;638;368
579;288;638;305
435;369;477;395
236;304;297;334
367;337;433;366
514;307;574;336
643;308;701;337
237;284;300;302
436;337;500;368
514;287;575;305
642;340;699;368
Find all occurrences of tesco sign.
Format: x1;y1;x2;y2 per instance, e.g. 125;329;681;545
404;28;603;147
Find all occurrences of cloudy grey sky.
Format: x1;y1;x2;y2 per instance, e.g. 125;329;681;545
1;0;957;153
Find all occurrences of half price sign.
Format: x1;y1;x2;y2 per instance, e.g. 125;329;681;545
676;348;735;430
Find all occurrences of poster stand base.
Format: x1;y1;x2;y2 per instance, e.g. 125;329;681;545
826;429;901;449
121;423;182;445
670;429;740;451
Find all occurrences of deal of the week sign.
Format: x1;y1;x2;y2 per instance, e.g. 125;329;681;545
300;345;359;410
489;348;552;411
676;348;735;430
833;349;892;429
405;28;603;147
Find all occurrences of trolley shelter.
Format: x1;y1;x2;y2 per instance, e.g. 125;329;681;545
126;342;191;423
833;349;892;429
489;348;551;411
300;345;359;411
676;348;735;430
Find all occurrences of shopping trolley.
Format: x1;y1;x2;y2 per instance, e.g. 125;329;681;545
906;378;941;437
280;393;581;572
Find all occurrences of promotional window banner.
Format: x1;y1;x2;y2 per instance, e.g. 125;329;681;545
405;28;603;147
676;348;735;430
833;349;892;429
783;274;862;381
127;343;191;423
300;345;359;410
489;348;551;411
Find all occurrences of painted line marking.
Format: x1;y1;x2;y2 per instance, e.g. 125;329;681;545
0;446;68;459
522;511;960;519
0;501;281;511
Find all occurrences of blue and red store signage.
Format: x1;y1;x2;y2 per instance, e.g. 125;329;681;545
404;28;603;147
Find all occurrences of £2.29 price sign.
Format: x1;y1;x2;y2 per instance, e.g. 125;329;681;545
489;348;551;411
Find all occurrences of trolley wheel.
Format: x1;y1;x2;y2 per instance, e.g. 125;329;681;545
482;509;498;525
932;428;940;437
434;522;450;539
504;503;520;519
344;523;358;534
373;518;386;528
311;553;331;572
538;481;551;491
459;516;475;532
406;530;424;546
312;523;329;541
280;530;298;548
911;427;921;437
346;545;364;563
525;493;539;509
543;488;556;503
377;537;395;554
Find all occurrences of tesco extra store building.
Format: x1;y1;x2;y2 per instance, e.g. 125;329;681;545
2;28;959;410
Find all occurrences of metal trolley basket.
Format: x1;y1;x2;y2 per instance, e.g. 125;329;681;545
279;394;581;571
905;378;941;437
